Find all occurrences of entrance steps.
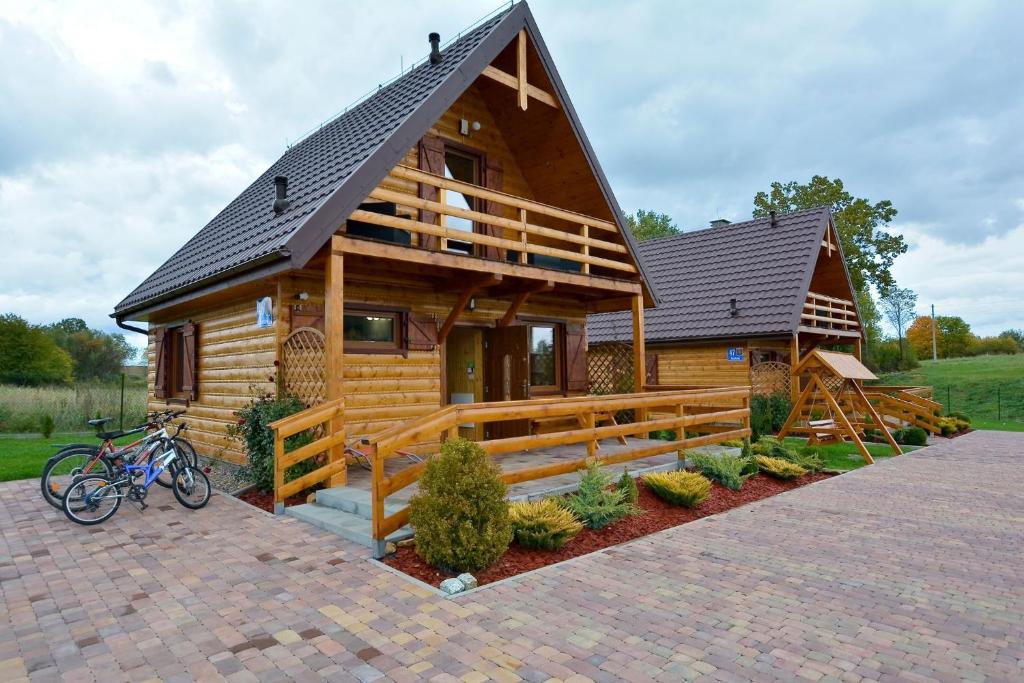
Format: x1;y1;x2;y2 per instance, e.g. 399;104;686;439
285;487;412;554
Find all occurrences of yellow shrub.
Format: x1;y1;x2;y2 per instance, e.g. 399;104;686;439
755;455;807;479
643;471;711;508
508;499;584;550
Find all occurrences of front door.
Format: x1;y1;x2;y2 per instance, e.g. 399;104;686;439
444;327;484;441
484;326;530;439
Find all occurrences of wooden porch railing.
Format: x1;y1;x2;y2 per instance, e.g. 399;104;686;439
863;387;942;434
361;388;750;546
268;397;346;512
351;164;636;276
801;291;860;333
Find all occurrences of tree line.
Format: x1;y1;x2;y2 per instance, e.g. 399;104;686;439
0;314;137;386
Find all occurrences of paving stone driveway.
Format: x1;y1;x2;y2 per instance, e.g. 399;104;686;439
2;431;1022;682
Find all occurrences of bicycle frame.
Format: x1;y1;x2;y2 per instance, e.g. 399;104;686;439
124;447;178;489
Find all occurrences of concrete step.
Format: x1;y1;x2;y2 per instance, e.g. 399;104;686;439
313;486;405;520
285;503;412;552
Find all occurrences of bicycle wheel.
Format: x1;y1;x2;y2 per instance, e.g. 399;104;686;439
40;448;111;510
171;465;211;510
62;475;123;525
171;436;199;468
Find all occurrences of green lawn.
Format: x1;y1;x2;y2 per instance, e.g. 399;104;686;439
878;354;1024;430
781;437;920;472
0;432;137;482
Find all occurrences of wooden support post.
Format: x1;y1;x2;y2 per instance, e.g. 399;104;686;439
632;294;647;436
273;432;285;514
517;29;528;111
438;187;449;252
675;403;686;469
498;280;553;327
851;381;902;456
519;208;528;263
275;277;292;397
584;411;597;461
814;375;873;465
580;225;590;275
325;236;346;486
790;332;801;405
854;337;863;361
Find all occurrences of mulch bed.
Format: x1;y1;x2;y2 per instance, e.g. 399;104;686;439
237;485;321;513
384;472;833;587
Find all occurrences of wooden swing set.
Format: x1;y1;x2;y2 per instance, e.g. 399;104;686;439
777;350;901;464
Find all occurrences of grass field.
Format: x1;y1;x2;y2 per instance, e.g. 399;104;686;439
879;354;1024;431
0;432;141;482
781;437;921;472
0;382;148;434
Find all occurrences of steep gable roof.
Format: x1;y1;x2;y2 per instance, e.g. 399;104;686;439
588;206;834;344
114;2;654;318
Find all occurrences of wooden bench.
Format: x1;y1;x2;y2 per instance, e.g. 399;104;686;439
807;418;839;445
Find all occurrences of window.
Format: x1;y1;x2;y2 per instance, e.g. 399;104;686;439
443;148;480;255
155;322;197;401
344;311;401;351
167;327;186;397
529;324;560;391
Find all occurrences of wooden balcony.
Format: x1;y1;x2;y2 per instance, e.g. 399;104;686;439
799;291;862;338
347;165;636;278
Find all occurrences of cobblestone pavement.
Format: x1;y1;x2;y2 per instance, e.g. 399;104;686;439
1;431;1021;682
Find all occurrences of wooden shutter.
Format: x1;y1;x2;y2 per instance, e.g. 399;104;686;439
181;322;199;400
481;159;505;260
645;353;659;387
564;323;588;393
153;327;169;399
417;135;445;251
407;313;438;351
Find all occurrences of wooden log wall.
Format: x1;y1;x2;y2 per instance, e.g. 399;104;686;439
147;294;278;464
654;344;752;388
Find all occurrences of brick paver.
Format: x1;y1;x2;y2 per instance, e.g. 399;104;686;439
2;431;1022;682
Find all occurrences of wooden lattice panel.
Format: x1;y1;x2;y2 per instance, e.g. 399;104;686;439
750;361;791;397
588;342;635;394
282;327;326;407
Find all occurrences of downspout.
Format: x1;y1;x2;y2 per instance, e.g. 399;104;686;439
116;318;148;336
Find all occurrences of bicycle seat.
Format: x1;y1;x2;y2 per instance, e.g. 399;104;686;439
96;430;126;441
88;417;115;427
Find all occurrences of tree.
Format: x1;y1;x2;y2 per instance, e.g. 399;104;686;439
45;318;136;381
1000;329;1024;347
878;287;917;360
906;316;936;360
626;209;680;241
907;315;973;359
753;176;907;295
0;314;73;386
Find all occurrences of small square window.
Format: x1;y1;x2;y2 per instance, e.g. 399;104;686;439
344;312;400;351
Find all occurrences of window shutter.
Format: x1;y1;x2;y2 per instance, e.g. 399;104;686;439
407;313;438;351
481;159;504;260
645;353;659;387
153;327;169;399
564;323;588;393
181;322;199;400
417;135;445;251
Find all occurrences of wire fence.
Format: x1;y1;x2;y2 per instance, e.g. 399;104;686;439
932;383;1024;424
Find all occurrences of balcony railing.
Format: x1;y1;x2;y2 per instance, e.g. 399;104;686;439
801;291;860;334
348;165;637;276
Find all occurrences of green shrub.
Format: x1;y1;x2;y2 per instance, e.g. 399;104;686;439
643;471;711;508
508;499;583;550
750;392;793;441
755;455;807;479
228;393;315;493
564;462;638;529
946;411;971;423
719;438;744;448
687;451;750;491
783;448;824;473
39;414;55;439
616;467;638;504
899;426;928;446
740;438;753;459
409;438;512;572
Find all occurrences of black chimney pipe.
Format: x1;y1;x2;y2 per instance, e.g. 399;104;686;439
730;298;739;317
769;210;777;227
273;176;290;214
429;32;441;64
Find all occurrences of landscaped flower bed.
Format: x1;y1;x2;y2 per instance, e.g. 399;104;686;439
384;470;832;587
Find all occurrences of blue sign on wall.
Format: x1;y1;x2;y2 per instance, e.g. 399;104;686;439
727;347;745;362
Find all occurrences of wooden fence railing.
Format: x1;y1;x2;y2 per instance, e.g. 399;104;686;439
801;291;860;333
352;164;635;276
863;387;942;434
268;397;346;512
360;388;751;548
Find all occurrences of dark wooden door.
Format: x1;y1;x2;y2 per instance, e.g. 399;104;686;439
484;326;529;440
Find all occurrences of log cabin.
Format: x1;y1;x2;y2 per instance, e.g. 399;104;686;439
588;207;864;403
113;3;750;553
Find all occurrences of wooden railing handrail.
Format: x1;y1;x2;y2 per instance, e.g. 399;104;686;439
269;397;343;437
390;164;619;233
806;291;855;306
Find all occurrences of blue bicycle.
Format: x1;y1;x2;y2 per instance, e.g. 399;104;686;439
61;442;210;525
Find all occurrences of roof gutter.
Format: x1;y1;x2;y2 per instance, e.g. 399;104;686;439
115;317;149;336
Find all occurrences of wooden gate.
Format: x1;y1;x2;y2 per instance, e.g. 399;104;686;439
282;327;326;406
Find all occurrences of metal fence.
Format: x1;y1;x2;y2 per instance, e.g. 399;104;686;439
932;383;1024;424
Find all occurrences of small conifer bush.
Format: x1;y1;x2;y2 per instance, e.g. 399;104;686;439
754;455;807;480
564;462;638;529
687;451;750;491
616;467;638;504
643;471;711;508
409;438;512;572
508;499;583;550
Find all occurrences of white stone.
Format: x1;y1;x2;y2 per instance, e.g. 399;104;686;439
456;573;478;590
439;578;465;595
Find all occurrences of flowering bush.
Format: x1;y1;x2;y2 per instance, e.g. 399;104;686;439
229;393;314;493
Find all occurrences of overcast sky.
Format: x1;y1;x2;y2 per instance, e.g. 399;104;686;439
1;0;1021;360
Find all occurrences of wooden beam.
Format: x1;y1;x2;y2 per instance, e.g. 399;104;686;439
439;276;499;343
587;295;639;314
481;66;558;108
436;273;502;294
517;29;528;110
632;294;647;435
815;375;873;464
850;381;902;456
790;332;801;405
335;236;643;295
325;236;346;486
498;280;554;327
